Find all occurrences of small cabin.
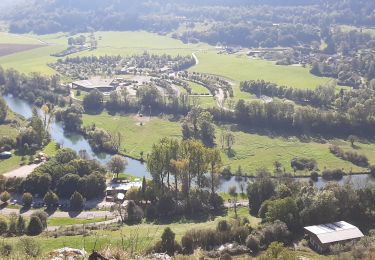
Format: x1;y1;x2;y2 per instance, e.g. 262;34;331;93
304;221;364;253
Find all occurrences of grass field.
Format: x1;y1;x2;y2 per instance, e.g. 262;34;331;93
191;51;332;99
5;207;260;255
188;81;211;95
82;113;375;175
220;126;375;174
83;112;182;158
0;31;210;75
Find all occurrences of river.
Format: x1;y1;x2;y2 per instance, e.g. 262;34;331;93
3;94;374;192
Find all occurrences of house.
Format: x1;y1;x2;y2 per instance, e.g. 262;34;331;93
304;221;364;253
72;77;115;92
105;180;142;202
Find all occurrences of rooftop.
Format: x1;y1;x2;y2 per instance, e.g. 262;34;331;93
73;77;114;89
106;180;142;192
304;221;364;244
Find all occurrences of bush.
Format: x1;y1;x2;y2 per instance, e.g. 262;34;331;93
0;217;8;235
0;243;12;256
291;157;317;171
181;233;194;254
0;191;10;204
30;211;48;229
370;165;375;177
161;227;176;256
322;169;344;180
217;220;231;232
19;237;41;257
125;200;144;224
209;193;225;212
246;234;260;253
27;216;43;236
310;171;319;182
22;192;33;208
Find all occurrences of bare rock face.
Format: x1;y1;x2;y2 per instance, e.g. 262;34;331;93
47;247;86;260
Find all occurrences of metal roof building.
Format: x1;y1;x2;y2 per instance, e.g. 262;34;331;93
304;221;364;253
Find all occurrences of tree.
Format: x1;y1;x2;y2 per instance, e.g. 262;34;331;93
22;193;33;208
57;173;80;198
0;97;7;123
83;90;104;113
221;131;235;154
229;186;238;219
23;171;52;195
27;216;43;236
43;190;59;209
206;148;222;194
161;227;176;256
348;135;358;147
0;191;10;204
107;155;127;179
70;191;84;211
30;211;48;229
265;197;299;229
55;148;77;164
247;169;276;215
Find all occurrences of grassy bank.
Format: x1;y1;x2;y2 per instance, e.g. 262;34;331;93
82;113;375;175
5;207;260;255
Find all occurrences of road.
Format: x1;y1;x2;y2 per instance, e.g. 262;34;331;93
3;163;41;179
0;207;115;219
192;52;199;65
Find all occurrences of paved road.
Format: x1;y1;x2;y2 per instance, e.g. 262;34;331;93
3;163;41;179
192;52;199;65
0;207;115;219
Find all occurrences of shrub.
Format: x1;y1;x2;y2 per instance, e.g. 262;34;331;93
16;215;26;235
27;216;43;236
125;200;144;224
246;234;260;253
322;169;344;180
161;227;176;256
370;165;375;177
30;211;48;229
0;191;10;204
217;220;231;232
0;217;8;235
19;237;41;257
181;233;194;254
209;193;225;212
0;243;12;256
22;192;33;208
310;171;319;182
291;157;317;171
231;226;250;244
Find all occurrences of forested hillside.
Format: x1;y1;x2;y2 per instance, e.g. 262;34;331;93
5;0;375;37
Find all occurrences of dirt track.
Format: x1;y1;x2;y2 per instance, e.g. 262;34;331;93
0;43;44;57
3;163;41;178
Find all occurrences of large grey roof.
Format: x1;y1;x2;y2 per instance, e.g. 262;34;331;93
304;221;364;244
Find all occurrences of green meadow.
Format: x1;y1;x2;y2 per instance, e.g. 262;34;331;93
4;207;259;255
0;31;210;75
191;51;332;99
82;113;375;175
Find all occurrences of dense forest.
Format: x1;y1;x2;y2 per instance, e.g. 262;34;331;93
4;0;375;37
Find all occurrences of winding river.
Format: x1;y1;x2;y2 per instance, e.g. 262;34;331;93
3;95;374;192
